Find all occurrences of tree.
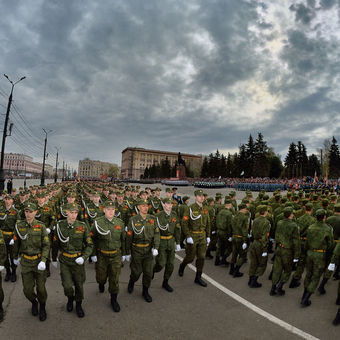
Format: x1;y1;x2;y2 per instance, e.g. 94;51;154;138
296;141;308;177
245;134;255;177
201;157;209;178
226;153;233;177
329;136;340;178
238;144;247;177
107;164;120;178
307;154;321;177
269;154;283;178
160;157;171;178
285;143;297;178
253;133;269;177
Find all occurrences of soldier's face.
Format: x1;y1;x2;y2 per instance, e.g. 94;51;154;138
38;198;45;205
93;196;100;204
195;194;204;204
25;209;37;222
66;210;78;223
117;196;123;204
163;202;173;214
67;197;75;203
138;203;149;215
165;192;172;198
4;198;13;206
155;191;161;197
104;207;115;220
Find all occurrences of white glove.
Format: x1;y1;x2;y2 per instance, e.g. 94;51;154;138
206;237;211;245
262;252;268;257
175;244;181;252
328;263;335;271
248;233;252;238
9;238;14;245
125;255;131;262
121;256;126;262
91;256;97;263
13;258;20;266
269;238;274;242
293;258;299;263
125;226;128;232
186;237;194;244
228;237;232;242
152;248;158;256
211;231;216;235
242;243;247;250
52;261;58;268
0;265;4;272
75;257;84;265
46;228;51;235
37;261;46;271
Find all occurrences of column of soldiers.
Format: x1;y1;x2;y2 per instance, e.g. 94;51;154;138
1;183;340;327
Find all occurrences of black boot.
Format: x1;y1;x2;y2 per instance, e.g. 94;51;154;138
99;283;105;293
127;279;134;294
46;263;50;278
336;295;340;305
318;278;328;295
214;256;221;266
31;299;38;316
0;304;3;322
4;268;11;282
248;276;252;286
229;263;235;276
268;270;273;280
333;309;340;326
76;302;85;317
333;267;340;280
270;284;277;296
162;279;173;292
250;276;262;288
221;256;229;266
10;267;16;282
194;272;207;287
301;292;312;307
206;249;213;259
277;282;285;296
66;297;74;312
289;278;301;288
111;293;120;312
39;303;47;321
233;265;243;278
142;286;152;303
178;262;186;277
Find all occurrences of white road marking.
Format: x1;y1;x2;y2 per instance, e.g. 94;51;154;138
175;254;319;340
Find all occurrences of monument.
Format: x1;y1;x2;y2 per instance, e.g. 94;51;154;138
176;152;186;179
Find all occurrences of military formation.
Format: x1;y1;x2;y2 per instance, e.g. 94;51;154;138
1;183;340;327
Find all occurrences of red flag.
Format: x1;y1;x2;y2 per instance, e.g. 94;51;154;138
313;171;318;183
325;170;328;184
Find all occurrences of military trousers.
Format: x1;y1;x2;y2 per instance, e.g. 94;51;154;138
207;230;218;251
130;246;153;288
154;239;175;280
0;272;3;304
304;251;326;293
3;235;16;271
248;240;268;277
95;253;121;294
216;232;232;258
21;262;47;303
272;247;293;285
292;243;307;280
231;239;247;267
60;262;86;302
183;234;207;272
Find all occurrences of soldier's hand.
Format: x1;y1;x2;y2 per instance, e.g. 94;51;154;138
46;228;51;234
13;258;20;266
228;237;232;242
9;238;14;245
186;237;194;244
262;252;268;257
0;265;4;272
152;248;158;257
121;256;126;262
37;261;46;271
211;231;216;235
328;263;335;271
52;261;58;268
206;237;211;245
175;244;181;252
75;257;84;265
125;255;131;262
293;258;299;263
242;243;247;250
91;256;98;263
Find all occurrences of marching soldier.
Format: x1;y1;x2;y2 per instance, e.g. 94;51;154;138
52;203;93;317
90;200;126;312
12;202;50;321
153;198;181;292
126;198;160;302
178;189;211;287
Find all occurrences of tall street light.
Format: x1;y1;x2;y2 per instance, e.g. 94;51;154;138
0;74;26;193
54;146;60;183
40;128;52;186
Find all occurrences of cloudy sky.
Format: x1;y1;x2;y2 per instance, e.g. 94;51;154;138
0;0;340;170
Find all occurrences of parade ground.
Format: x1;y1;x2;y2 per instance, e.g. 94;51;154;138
0;184;338;340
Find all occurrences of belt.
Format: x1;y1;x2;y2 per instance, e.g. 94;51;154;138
233;235;243;238
192;231;203;234
22;253;41;260
99;249;118;255
279;243;290;249
160;235;173;240
300;237;307;240
312;249;326;253
132;243;150;248
2;231;13;235
62;252;82;258
335;240;339;243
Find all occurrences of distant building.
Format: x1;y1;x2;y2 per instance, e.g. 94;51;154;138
121;147;202;179
78;158;116;179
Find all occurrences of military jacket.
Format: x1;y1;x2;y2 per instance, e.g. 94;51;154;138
275;218;300;258
0;230;6;265
0;205;18;233
216;208;233;237
155;210;181;244
207;205;216;233
181;202;211;238
231;212;249;242
36;203;55;229
252;215;271;244
326;215;340;241
297;213;316;240
306;221;333;253
84;201;103;225
13;218;50;262
148;197;162;215
91;215;126;256
52;219;93;264
115;202;129;226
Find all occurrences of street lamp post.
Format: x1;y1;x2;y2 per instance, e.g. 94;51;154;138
0;74;26;193
54;147;59;183
40;128;52;186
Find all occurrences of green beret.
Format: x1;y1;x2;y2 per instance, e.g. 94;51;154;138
283;207;293;218
136;198;148;206
64;203;80;211
194;189;204;196
238;203;247;210
24;202;37;211
224;197;232;204
315;209;326;217
162;198;173;204
103;200;115;208
334;204;340;213
258;205;268;214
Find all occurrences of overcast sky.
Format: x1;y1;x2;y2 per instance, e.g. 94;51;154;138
0;0;340;170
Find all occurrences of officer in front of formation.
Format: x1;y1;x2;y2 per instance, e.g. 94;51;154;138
178;189;211;287
12;202;50;321
52;203;93;318
90;200;126;312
